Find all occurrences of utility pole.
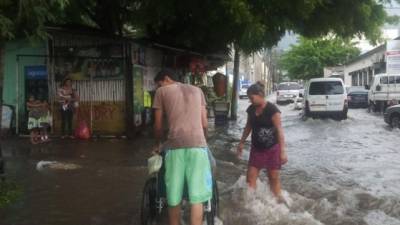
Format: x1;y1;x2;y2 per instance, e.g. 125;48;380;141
231;47;240;120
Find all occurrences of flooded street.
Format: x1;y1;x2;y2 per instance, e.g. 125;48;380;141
1;96;400;225
211;98;400;225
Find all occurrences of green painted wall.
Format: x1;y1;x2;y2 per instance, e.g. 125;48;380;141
2;40;46;133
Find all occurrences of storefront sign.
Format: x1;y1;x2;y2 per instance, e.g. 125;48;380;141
25;65;47;80
386;40;400;75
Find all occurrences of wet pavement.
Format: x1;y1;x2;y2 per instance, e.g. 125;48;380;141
0;138;153;225
1;96;400;225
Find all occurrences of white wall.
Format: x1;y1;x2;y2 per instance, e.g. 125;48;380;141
344;50;385;86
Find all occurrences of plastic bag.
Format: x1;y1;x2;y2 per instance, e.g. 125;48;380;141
75;120;90;140
147;154;162;175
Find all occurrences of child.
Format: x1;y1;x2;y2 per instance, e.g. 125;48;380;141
26;95;42;144
38;99;51;142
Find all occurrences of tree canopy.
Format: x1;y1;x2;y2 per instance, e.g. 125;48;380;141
134;0;398;54
0;0;399;54
279;37;361;80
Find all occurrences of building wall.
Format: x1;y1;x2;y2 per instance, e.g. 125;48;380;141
344;49;385;87
2;40;47;132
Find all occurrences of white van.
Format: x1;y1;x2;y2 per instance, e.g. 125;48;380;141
304;78;348;119
367;74;400;112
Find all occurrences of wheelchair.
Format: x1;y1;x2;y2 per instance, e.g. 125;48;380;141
141;151;219;225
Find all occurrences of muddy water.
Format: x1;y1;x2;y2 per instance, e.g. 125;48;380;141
1;97;400;225
0;139;152;225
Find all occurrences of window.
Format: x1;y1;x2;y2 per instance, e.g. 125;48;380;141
352;74;357;86
278;83;301;90
389;76;396;84
396;76;400;84
309;81;344;95
380;77;388;84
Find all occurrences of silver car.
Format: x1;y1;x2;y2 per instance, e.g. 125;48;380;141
276;82;301;104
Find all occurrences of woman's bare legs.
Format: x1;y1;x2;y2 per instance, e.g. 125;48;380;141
247;166;260;189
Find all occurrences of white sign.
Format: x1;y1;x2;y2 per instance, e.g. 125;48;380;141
386;40;400;75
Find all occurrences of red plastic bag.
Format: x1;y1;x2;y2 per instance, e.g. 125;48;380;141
75;120;90;140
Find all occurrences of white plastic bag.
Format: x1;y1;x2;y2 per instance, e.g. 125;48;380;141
147;154;162;175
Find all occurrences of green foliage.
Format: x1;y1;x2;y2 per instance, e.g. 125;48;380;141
0;0;70;40
0;0;399;54
279;37;360;80
0;180;22;208
134;0;396;54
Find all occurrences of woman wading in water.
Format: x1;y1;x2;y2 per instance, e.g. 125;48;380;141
237;82;288;203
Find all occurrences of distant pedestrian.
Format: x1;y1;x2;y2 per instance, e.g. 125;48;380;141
38;98;51;142
26;95;42;144
57;78;79;139
237;81;288;203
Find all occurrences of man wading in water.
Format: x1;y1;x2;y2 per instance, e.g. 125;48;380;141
153;69;212;225
237;82;288;203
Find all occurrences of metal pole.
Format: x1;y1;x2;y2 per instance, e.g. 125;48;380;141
15;56;19;135
225;63;229;102
90;64;93;133
0;42;5;180
231;47;240;120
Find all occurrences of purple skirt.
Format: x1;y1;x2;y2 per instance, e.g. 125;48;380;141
249;144;281;170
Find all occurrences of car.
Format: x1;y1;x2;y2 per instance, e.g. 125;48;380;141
347;86;369;108
276;82;301;104
303;78;348;120
294;96;303;110
239;83;250;99
384;104;400;128
367;74;400;112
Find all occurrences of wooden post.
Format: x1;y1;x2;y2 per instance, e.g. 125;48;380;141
230;47;240;120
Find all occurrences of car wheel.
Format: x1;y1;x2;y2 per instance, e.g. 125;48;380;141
342;112;348;120
390;114;400;128
304;102;311;117
141;178;157;225
342;107;348;120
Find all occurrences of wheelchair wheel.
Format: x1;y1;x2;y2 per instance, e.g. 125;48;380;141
141;177;157;225
205;180;219;225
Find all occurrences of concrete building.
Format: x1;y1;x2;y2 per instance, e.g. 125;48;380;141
343;43;387;87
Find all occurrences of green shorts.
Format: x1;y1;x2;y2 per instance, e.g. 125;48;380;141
164;147;213;206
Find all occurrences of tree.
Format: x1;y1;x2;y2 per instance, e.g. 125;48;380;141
279;37;361;80
134;0;398;54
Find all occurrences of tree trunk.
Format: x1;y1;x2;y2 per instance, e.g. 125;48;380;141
0;41;5;179
231;48;240;120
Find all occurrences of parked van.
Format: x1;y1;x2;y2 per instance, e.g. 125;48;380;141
304;78;348;120
367;74;400;112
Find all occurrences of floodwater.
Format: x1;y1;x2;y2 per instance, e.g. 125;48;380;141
211;98;400;225
1;97;400;225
